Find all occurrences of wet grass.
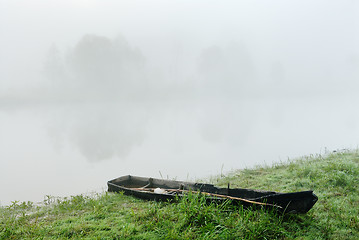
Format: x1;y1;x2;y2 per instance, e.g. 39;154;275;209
1;150;359;239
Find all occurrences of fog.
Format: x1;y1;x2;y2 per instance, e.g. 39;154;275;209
1;0;359;205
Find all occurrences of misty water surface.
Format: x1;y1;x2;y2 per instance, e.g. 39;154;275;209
1;0;359;205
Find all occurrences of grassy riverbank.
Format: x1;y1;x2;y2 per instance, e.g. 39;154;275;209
1;150;359;239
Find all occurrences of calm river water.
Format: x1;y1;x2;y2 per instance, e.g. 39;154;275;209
1;94;358;205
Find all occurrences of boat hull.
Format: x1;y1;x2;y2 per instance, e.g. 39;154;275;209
107;175;318;213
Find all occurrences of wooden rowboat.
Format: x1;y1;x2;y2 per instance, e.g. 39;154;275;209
107;175;318;213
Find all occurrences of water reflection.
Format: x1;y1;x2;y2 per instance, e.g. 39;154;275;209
1;94;358;206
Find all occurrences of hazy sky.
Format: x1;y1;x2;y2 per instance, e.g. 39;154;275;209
1;0;358;89
0;0;359;204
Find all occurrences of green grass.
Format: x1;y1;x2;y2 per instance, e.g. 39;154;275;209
1;150;359;239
